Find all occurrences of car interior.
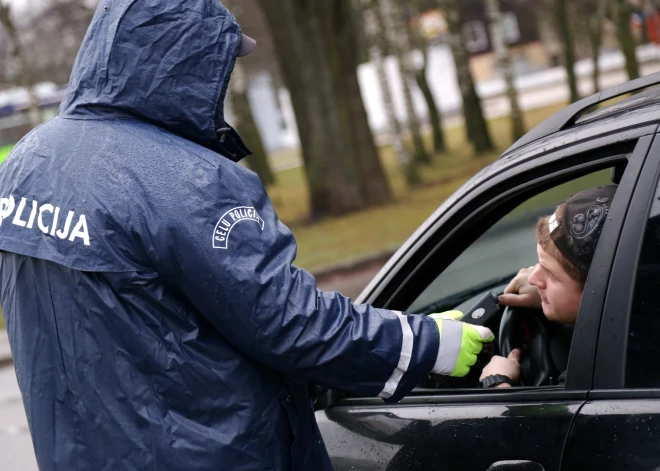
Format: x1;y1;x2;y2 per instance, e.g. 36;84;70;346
406;162;628;392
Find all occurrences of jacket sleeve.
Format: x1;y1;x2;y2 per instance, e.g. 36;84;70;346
133;154;439;402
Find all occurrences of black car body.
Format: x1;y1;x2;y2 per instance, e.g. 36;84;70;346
316;74;660;470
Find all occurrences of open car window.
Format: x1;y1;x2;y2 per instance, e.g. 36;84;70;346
403;168;616;392
408;169;614;315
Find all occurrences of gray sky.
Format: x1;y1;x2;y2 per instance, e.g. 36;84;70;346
4;0;35;14
5;0;97;13
5;0;29;8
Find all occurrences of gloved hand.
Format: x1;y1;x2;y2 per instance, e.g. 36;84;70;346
429;311;494;377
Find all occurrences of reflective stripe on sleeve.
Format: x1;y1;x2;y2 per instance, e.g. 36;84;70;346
379;311;413;399
432;319;462;375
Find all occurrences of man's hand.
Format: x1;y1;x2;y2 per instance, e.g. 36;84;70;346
498;265;542;309
429;311;494;377
480;349;521;388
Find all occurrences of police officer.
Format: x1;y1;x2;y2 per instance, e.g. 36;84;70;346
0;1;493;469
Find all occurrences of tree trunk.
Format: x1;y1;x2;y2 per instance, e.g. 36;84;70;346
556;0;580;103
259;0;392;219
485;0;525;142
384;0;431;165
440;0;494;154
409;0;445;154
229;62;275;186
363;0;420;186
589;0;608;93
614;0;640;81
0;2;40;128
399;63;430;165
335;0;394;207
415;64;445;154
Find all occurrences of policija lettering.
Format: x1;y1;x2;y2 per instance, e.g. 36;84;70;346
213;206;264;249
0;195;90;246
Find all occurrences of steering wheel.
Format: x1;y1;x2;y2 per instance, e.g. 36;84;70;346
498;306;558;386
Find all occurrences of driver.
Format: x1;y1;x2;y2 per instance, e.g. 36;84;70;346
479;185;617;388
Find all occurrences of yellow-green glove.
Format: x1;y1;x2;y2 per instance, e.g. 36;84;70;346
429;311;495;377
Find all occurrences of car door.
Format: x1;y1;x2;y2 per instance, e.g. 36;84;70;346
561;133;660;470
316;134;654;471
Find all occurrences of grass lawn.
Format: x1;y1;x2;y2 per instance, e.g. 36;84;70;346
0;307;4;329
268;104;566;272
0;144;13;165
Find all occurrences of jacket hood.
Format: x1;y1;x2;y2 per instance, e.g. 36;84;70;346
59;0;244;155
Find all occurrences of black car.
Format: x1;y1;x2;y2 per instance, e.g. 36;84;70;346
316;73;660;470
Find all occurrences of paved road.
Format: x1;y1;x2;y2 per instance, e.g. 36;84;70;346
0;365;38;471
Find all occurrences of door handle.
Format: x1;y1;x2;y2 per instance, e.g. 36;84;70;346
487;460;545;471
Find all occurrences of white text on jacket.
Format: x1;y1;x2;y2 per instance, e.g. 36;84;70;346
0;195;90;246
213;206;264;249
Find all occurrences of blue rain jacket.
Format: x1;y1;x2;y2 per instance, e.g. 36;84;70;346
0;1;441;469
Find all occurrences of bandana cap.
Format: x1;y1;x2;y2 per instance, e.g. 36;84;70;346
549;185;618;273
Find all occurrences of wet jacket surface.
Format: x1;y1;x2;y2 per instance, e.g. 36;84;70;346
0;1;440;469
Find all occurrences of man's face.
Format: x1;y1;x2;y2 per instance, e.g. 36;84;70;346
528;244;584;324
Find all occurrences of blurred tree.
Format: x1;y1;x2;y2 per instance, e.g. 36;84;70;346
438;0;494;154
408;0;446;154
229;62;275;186
556;0;580;102
613;0;640;80
383;0;431;166
362;0;420;186
0;1;40;127
0;0;95;90
27;0;95;85
258;0;392;219
225;0;275;186
584;0;609;93
485;0;525;142
224;0;282;87
0;16;12;87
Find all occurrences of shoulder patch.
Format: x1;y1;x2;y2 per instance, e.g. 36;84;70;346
212;206;265;249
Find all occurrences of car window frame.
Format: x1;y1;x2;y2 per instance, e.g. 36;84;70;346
349;131;656;404
387;151;633;310
361;130;654;310
356;123;658;306
591;133;660;391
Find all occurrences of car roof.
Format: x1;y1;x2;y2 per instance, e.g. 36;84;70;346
576;85;660;124
502;72;660;157
410;94;660;251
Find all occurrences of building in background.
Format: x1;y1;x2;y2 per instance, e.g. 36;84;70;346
418;0;547;81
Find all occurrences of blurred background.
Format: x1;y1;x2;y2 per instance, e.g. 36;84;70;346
1;0;659;302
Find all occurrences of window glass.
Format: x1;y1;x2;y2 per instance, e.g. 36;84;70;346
501;12;521;43
408;169;613;314
626;182;660;388
462;21;488;53
400;167;617;392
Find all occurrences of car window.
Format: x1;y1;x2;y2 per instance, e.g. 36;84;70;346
408;169;614;314
399;168;617;392
626;181;660;388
